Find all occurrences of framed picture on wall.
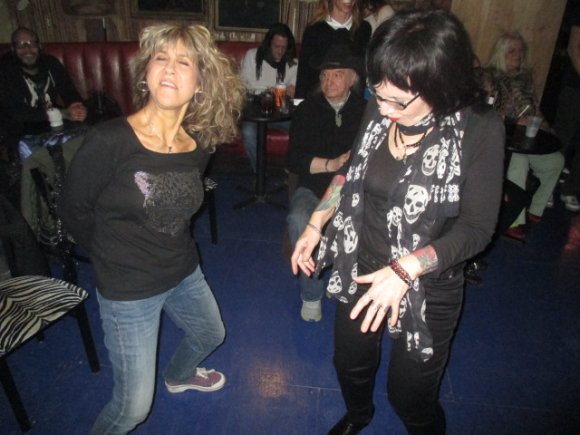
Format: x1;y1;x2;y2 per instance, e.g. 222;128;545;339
62;0;115;15
131;0;206;20
215;0;281;32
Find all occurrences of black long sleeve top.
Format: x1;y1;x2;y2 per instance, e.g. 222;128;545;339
295;21;371;99
0;53;83;134
357;100;505;282
58;118;210;301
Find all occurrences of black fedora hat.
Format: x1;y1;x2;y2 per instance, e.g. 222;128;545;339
310;44;364;76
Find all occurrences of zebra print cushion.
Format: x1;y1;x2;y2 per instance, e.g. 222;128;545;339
0;275;88;356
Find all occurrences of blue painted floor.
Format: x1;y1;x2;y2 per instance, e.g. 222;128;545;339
1;156;580;434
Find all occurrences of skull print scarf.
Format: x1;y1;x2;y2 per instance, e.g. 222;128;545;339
316;107;468;362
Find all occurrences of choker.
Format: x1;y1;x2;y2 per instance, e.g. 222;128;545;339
393;123;429;164
396;113;435;136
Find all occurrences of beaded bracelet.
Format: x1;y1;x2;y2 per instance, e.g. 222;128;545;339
306;222;322;237
389;259;413;287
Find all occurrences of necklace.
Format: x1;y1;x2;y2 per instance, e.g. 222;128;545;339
145;118;173;153
327;93;350;127
393;123;428;164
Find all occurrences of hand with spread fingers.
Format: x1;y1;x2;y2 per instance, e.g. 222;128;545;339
290;223;320;277
350;266;411;333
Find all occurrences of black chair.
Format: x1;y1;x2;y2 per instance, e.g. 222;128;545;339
0;194;99;432
203;177;218;245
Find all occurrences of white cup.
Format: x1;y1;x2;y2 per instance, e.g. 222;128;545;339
46;107;64;128
525;115;542;138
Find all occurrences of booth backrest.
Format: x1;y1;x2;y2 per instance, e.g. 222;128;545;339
0;40;262;115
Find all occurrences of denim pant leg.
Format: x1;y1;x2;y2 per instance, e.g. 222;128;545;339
241;121;257;172
91;291;166;435
287;187;325;302
162;266;226;383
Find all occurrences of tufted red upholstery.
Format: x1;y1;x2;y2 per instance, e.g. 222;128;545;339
0;40;292;161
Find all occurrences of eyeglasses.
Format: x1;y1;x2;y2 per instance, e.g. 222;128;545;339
370;89;421;111
13;40;39;49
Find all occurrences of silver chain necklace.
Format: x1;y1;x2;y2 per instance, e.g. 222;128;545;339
326;93;350;127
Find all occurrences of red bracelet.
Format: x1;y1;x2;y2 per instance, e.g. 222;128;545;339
389;259;413;287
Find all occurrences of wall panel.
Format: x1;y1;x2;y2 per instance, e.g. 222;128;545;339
453;0;567;100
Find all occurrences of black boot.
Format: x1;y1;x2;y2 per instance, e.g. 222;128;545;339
328;415;369;435
464;262;483;287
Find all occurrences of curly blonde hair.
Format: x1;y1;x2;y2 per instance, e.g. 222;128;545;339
311;0;364;30
131;24;245;150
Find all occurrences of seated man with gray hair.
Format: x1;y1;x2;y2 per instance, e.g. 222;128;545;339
286;44;366;322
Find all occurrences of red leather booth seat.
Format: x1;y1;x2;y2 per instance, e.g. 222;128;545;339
0;40;291;163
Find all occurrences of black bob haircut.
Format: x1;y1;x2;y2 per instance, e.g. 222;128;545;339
367;9;479;118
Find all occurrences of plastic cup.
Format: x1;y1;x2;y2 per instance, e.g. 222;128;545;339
273;83;287;109
46;107;63;128
525;115;542;138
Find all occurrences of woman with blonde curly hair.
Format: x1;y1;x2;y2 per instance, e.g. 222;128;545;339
59;24;244;434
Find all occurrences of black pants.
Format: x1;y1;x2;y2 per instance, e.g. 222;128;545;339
333;275;463;434
555;85;580;196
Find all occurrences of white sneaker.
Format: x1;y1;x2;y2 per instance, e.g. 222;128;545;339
301;300;322;322
560;195;580;212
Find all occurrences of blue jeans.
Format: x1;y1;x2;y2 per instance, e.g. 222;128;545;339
287;187;325;302
241;120;290;172
90;266;225;435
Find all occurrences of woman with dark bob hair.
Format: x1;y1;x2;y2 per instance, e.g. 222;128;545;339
291;10;504;434
60;24;244;433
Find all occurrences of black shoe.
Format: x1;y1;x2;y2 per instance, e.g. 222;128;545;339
464;263;483;288
328;415;369;435
470;258;488;272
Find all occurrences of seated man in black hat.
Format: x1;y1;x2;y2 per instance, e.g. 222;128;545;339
286;44;367;322
0;27;87;161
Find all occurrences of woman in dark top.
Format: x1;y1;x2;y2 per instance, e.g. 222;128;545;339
295;0;371;99
59;24;244;434
291;10;504;434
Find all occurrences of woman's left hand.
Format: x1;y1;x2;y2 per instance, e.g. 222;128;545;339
350;267;410;333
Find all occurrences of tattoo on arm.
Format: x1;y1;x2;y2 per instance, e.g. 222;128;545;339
414;245;438;274
315;175;346;212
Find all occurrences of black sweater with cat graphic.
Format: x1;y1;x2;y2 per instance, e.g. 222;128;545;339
59;118;209;300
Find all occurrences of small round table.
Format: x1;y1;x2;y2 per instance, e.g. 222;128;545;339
234;102;293;209
505;125;561;156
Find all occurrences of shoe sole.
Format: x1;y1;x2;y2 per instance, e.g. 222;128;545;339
301;301;322;322
301;309;322;322
301;314;322;322
165;376;226;393
560;196;580;212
